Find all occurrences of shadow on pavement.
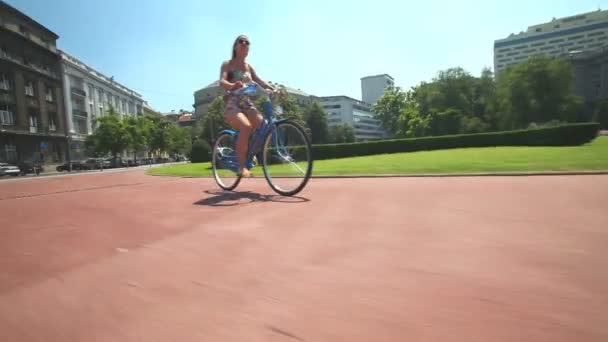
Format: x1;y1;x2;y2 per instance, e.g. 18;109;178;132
194;189;310;207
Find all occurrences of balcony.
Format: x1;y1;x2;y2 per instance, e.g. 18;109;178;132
0;110;15;126
26;97;38;108
29;126;38;133
0;81;10;91
45;94;53;102
0;93;15;104
49;124;57;132
72;109;88;117
0;50;60;80
71;87;86;97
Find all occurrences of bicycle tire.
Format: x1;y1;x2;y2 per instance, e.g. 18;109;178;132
212;132;242;191
261;120;313;196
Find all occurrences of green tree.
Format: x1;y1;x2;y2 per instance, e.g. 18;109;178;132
303;102;330;144
165;125;191;157
496;56;582;129
329;123;356;143
372;86;408;135
88;108;129;159
200;96;230;144
123;115;148;162
144;114;171;157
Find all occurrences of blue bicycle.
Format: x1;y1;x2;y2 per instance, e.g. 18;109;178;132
211;83;313;196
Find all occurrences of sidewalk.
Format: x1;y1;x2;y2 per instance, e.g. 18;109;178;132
1;162;189;181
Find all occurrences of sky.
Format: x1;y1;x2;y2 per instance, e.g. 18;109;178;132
8;0;607;113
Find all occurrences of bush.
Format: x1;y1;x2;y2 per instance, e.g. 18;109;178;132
190;140;211;163
312;122;600;160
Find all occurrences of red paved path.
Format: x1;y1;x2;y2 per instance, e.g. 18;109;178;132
0;171;607;341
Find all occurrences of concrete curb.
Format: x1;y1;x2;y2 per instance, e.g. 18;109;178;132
146;170;608;179
0;162;188;182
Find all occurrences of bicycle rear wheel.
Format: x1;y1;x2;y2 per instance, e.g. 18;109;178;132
262;121;313;196
212;132;241;191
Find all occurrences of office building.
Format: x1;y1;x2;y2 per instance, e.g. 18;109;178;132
361;74;394;105
315;95;389;141
494;9;608;72
0;0;67;164
60;50;144;160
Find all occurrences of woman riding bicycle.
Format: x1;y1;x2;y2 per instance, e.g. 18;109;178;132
219;34;276;178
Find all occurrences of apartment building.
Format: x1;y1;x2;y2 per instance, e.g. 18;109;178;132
60;51;144;160
315;95;388;141
361;74;394;104
0;0;67;164
494;9;608;72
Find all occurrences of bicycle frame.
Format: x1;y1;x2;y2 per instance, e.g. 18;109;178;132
215;83;288;173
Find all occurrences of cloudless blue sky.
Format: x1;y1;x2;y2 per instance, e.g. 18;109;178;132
8;0;607;112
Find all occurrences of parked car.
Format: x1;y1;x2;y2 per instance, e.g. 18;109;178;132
17;161;44;176
0;162;21;177
82;158;109;170
106;157;127;168
56;161;86;172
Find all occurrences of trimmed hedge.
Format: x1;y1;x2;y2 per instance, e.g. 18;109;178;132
312;122;600;160
190;140;212;163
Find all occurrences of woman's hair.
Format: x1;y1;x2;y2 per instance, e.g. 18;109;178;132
231;34;248;60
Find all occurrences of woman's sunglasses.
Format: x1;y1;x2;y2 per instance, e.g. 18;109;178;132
238;39;250;46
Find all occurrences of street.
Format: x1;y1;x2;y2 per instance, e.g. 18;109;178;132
0;171;607;341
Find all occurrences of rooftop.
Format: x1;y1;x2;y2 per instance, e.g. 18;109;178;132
361;74;394;81
60;50;143;99
313;95;372;107
496;9;607;42
0;0;59;39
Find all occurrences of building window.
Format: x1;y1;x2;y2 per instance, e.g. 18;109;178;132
29;114;38;133
568;35;584;41
48;113;57;131
97;89;103;102
25;81;35;96
597;36;607;41
45;86;53;102
507;51;519;56
0;72;10;91
0;104;15;125
531;42;546;47
535;28;542;32
514;45;528;50
588;31;605;37
98;106;103;116
497;48;511;53
73;116;87;134
549;39;564;44
3;142;17;161
88;85;94;101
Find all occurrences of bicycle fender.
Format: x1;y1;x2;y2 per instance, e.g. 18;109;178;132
219;129;237;136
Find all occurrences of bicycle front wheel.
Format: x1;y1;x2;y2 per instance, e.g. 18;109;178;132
262;121;313;196
212;132;241;191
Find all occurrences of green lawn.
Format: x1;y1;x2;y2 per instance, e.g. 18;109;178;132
148;136;608;177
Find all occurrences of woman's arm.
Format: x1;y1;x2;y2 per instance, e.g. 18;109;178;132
249;64;274;91
219;61;241;91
